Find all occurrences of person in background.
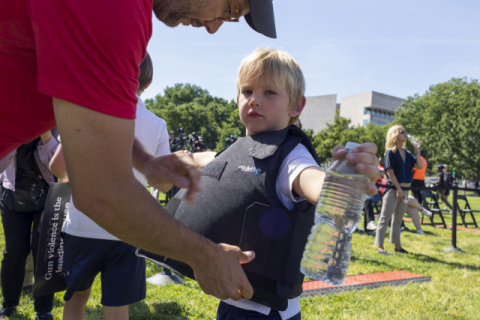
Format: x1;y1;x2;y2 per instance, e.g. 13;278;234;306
169;131;179;152
365;161;386;231
411;150;428;205
404;196;432;234
443;164;453;199
462;178;467;196
194;137;207;153
432;165;452;212
375;125;422;256
0;130;58;320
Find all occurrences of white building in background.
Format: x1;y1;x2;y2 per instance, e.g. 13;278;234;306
299;94;338;134
299;91;405;134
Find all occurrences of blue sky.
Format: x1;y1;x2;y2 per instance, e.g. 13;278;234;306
143;0;480;103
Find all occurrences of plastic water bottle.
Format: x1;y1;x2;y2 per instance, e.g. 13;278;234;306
300;142;370;285
407;134;421;149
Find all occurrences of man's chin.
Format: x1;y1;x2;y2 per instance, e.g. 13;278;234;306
153;10;181;27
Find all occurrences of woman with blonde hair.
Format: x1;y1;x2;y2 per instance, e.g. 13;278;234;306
375;125;423;255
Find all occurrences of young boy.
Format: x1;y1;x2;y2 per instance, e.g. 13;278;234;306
50;53;171;320
140;48;380;320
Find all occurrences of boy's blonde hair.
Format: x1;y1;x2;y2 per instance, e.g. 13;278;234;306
385;125;406;154
236;48;305;125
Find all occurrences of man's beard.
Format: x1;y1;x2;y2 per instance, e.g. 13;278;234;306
153;0;206;27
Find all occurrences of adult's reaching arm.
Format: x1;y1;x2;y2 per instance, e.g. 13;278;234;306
53;98;254;301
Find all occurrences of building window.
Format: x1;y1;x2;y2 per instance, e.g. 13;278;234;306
371;119;390;125
365;108;371;114
363;119;370;127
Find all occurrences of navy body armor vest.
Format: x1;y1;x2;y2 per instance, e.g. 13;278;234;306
138;126;320;311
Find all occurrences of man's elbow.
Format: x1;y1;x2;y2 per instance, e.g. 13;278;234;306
72;191;113;225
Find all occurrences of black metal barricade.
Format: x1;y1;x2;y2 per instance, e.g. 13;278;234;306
363;182;480;254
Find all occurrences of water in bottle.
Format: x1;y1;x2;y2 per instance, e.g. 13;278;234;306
300;142;369;285
407;134;421;149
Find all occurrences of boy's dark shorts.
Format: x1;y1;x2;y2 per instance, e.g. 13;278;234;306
217;301;301;320
63;233;146;306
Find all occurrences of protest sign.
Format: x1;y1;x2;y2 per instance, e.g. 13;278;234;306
33;183;70;297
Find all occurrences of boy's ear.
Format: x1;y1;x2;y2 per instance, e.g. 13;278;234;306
288;96;306;117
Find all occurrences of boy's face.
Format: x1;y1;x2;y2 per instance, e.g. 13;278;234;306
237;76;301;136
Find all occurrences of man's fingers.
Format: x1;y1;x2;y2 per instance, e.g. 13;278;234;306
238;250;255;264
153;169;190;189
183;165;201;204
237;276;254;300
228;290;243;301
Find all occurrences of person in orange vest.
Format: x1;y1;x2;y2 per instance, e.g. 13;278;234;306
412;150;428;205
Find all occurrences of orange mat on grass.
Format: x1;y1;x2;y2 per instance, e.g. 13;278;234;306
303;270;424;291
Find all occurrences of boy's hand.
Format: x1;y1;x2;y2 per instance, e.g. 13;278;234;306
332;143;380;196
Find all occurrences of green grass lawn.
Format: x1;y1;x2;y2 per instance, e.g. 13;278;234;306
1;193;479;319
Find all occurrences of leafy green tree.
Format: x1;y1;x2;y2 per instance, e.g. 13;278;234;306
145;84;244;151
394;78;480;180
311;112;390;164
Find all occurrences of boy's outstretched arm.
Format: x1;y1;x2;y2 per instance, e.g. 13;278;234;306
169;150;217;170
49;143;69;183
293;143;381;205
191;151;217;169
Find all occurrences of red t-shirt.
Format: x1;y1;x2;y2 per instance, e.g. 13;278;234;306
0;0;152;160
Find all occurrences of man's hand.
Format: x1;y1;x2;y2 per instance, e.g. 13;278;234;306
141;151;201;204
332;142;381;196
192;243;255;301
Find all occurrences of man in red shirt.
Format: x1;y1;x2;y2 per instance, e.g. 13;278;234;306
0;0;275;310
0;0;382;315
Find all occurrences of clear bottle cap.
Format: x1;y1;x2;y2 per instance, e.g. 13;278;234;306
345;142;361;150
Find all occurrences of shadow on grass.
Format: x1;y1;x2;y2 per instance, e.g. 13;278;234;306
410;253;480;272
128;300;190;319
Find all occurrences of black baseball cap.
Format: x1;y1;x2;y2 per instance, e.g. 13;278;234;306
245;0;276;38
436;164;445;169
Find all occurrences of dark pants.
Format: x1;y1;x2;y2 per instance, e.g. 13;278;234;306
217;301;301;320
364;198;376;224
411;179;425;205
0;201;54;313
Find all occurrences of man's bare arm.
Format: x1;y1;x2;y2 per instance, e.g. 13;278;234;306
53;98;254;300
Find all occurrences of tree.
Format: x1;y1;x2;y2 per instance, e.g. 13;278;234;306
312;112;390;164
394;78;480;180
145;84;244;151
